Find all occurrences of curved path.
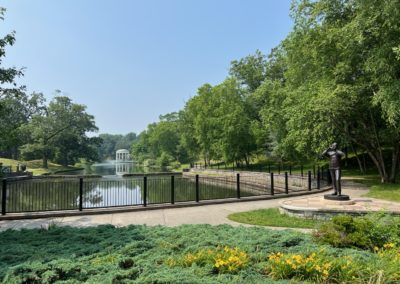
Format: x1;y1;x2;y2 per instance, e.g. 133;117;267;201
0;184;368;231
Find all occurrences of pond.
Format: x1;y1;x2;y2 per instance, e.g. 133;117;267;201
68;161;159;176
3;175;255;213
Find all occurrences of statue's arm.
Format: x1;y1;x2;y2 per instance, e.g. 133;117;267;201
337;150;345;156
320;149;328;159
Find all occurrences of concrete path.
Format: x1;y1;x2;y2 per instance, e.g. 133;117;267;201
0;185;369;231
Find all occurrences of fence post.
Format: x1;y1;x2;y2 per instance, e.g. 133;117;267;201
270;172;274;195
171;175;175;204
236;173;241;199
308;171;312;191
143;176;147;207
79;177;83;211
301;165;303;177
1;179;7;215
285;172;289;194
317;170;321;190
195;174;200;202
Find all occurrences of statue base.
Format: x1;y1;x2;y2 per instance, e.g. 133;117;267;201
324;194;350;201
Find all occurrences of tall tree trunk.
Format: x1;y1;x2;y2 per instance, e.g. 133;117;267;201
350;142;365;174
42;155;48;169
42;142;49;169
389;143;400;183
368;151;388;183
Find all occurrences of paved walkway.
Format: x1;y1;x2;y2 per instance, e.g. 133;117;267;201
0;185;369;231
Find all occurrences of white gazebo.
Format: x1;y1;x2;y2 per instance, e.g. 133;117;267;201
115;162;132;175
115;149;131;162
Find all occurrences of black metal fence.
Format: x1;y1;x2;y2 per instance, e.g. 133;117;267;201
0;172;329;215
193;163;331;180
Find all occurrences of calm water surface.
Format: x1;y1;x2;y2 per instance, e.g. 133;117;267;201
5;161;245;212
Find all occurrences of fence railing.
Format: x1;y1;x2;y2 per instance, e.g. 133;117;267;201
192;163;331;180
0;172;329;215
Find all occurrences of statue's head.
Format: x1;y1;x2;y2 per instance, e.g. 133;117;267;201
331;142;338;150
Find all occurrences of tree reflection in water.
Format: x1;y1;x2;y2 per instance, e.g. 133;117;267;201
4;176;249;213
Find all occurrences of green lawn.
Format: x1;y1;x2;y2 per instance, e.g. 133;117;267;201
365;183;400;202
228;208;323;228
0;158;81;176
340;169;400;202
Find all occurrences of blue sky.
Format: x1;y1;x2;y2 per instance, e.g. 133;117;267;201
1;0;293;135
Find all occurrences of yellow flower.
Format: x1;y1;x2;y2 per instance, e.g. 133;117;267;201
323;262;331;269
383;243;395;249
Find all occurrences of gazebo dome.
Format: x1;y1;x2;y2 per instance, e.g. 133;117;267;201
116;149;131;162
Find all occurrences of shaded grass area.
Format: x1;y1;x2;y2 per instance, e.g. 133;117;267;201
228;208;323;228
341;169;400;202
0;158;80;176
366;183;400;202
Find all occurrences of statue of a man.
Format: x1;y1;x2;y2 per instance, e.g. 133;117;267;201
322;142;344;195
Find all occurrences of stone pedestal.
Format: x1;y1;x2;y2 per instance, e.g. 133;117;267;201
324;194;350;201
323;194;354;205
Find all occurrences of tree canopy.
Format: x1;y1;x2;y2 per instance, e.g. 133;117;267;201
133;0;400;182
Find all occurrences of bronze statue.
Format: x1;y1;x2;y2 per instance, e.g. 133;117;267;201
322;142;344;195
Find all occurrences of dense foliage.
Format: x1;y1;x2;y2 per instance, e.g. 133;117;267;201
133;0;400;182
0;10;99;168
97;133;137;160
313;214;400;250
1;218;400;283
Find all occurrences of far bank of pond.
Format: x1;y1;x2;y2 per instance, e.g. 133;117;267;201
64;160;165;176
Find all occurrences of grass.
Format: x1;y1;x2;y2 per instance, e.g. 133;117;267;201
366;183;400;202
228;208;323;228
0;158;81;176
340;169;400;202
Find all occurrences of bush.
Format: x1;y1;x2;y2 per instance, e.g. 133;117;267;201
167;246;249;274
313;214;400;250
265;247;400;283
143;158;156;168
156;152;174;168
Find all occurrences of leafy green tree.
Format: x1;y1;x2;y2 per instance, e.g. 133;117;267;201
229;50;267;92
184;79;257;166
98;132;137;160
21;96;98;168
0;7;29;157
262;0;400;182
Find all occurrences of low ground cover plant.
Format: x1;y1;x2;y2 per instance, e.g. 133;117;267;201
1;215;400;283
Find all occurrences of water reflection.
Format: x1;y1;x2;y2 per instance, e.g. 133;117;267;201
80;161;139;176
4;176;244;212
115;162;133;176
83;178;143;208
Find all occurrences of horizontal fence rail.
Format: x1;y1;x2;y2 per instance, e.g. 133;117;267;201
0;171;330;215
